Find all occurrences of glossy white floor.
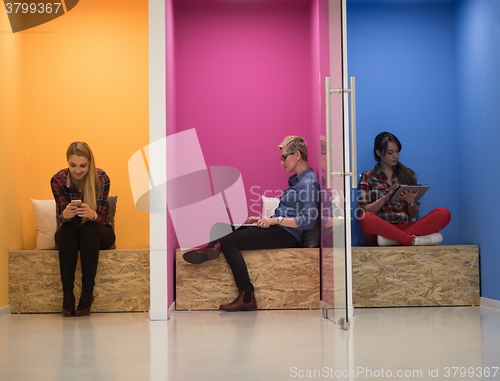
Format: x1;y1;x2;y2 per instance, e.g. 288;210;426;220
1;306;500;381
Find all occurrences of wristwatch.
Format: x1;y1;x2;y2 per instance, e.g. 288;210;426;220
277;216;284;225
409;202;416;207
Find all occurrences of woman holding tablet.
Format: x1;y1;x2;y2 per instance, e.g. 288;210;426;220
51;142;115;317
183;136;320;312
357;132;451;246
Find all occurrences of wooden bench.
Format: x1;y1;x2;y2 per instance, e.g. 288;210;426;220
351;245;480;307
175;248;320;310
9;249;150;313
176;245;480;310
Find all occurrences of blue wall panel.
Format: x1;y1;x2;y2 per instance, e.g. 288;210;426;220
347;2;460;245
456;0;500;301
348;0;500;301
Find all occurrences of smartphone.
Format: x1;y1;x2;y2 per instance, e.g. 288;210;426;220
70;200;82;206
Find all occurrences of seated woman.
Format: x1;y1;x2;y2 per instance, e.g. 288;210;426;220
357;132;451;246
183;136;320;312
51;142;116;317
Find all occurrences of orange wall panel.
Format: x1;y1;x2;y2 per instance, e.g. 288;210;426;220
0;10;24;307
17;0;149;249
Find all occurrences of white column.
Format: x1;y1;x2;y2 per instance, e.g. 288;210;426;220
148;0;168;321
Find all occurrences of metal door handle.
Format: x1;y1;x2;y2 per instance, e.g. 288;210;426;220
325;76;357;189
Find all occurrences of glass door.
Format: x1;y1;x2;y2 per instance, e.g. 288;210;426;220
320;0;355;329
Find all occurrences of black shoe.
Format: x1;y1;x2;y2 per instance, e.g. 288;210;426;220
183;242;221;264
75;291;94;317
62;290;75;317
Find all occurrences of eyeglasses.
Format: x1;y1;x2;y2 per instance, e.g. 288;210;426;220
280;152;295;162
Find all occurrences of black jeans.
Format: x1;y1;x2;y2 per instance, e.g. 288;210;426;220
55;222;115;292
216;226;300;292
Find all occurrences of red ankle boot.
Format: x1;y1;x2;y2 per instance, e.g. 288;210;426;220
183;242;221;264
220;292;257;312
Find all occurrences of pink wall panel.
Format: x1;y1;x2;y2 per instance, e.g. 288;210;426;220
168;0;344;306
173;0;316;219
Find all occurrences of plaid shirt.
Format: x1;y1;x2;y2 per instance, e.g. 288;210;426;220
357;164;416;224
51;168;111;225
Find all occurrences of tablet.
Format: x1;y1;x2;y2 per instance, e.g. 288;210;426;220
390;185;430;202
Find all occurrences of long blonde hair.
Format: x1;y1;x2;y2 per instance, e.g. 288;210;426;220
66;142;99;216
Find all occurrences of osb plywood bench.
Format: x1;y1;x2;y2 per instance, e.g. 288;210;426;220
176;248;320;310
9;249;150;313
351;245;480;307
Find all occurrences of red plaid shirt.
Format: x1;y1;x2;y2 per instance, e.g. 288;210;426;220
358;164;416;224
51;168;111;225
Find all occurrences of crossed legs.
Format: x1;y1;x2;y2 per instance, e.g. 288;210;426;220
358;208;451;246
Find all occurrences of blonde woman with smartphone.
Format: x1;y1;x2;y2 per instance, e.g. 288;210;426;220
51;142;115;317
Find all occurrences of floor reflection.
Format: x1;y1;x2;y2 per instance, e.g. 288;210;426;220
2;306;500;381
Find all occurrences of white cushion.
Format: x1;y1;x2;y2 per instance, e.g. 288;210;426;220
31;199;57;250
261;195;280;219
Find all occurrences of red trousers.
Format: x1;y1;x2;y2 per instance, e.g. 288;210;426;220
358;208;451;246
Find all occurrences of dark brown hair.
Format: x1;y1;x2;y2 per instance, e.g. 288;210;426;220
374;132;416;185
